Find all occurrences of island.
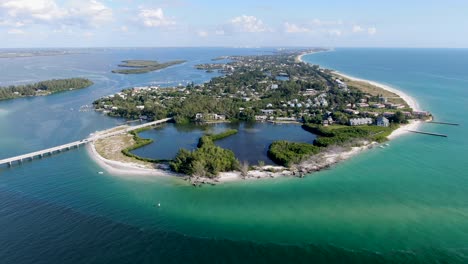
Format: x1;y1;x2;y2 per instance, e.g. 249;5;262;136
112;59;187;74
91;49;431;185
0;78;94;101
0;49;83;59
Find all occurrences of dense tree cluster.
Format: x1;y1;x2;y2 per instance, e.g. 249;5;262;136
268;141;320;167
0;78;93;101
302;124;395;147
170;135;239;177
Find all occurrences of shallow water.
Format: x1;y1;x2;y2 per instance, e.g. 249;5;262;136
0;48;467;263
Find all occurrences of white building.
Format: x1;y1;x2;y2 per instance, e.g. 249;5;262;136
349;118;373;126
376;116;390;127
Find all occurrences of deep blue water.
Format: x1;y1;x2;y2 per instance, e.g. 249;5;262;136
0;48;467;263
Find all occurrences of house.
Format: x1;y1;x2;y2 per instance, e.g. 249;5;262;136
255;115;268;121
356;103;370;108
270;84;279;90
195;113;226;121
412;111;430;117
261;109;275;115
344;109;360;115
335;79;348;89
266;103;273;108
136;105;145;110
323;117;334;126
376;116;390;127
362;111;379;117
213;114;226;120
349;118;373;126
383;112;395;118
195;113;203;120
372;103;385;109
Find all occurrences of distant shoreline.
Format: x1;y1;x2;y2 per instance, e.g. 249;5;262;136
297;51;423;139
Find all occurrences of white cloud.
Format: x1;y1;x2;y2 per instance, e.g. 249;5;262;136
328;29;342;37
83;31;94;38
215;29;225;35
7;28;25;34
1;0;67;21
197;30;208;37
312;19;343;27
367;27;377;35
120;26;128;32
352;25;364;33
67;0;113;26
229;15;269;33
138;8;175;28
284;22;310;33
0;0;112;28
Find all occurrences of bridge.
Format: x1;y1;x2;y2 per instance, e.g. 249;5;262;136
0;118;172;167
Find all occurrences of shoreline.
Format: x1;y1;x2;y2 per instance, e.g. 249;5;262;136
297;52;420;111
87;141;180;178
89;51;425;184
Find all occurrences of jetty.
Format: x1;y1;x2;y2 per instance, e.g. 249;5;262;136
0;118;172;167
406;130;447;137
427;121;460;126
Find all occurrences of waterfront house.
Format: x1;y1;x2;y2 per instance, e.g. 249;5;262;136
349;118;373;126
261;109;275;115
412;111;430;117
376;116;390;127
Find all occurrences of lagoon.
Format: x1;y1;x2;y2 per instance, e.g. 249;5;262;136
131;122;316;165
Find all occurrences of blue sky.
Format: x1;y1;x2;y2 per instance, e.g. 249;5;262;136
1;0;467;48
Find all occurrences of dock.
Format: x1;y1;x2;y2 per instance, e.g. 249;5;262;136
0;117;172;168
427;121;459;126
406;130;447;137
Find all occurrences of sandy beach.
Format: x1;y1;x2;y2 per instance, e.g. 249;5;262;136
88;52;425;183
335;72;421;111
296;52;421;111
87;141;179;177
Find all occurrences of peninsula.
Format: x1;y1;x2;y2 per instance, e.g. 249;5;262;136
0;78;94;101
91;49;431;185
112;59;186;74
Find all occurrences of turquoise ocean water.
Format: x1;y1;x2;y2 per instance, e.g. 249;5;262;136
0;48;467;263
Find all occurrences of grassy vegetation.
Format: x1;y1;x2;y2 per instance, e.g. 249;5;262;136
121;127;170;163
206;129;238;141
267;123;396;167
112;60;186;74
336;74;408;106
268;141;320;167
171;131;239;177
303;123;396;148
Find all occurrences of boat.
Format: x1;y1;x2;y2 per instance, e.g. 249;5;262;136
385;143;390;146
379;146;385;149
98;171;104;174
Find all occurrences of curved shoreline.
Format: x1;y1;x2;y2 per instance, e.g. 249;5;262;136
89;51;425;183
297;52;420;111
87;141;180;178
298;52;423;139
